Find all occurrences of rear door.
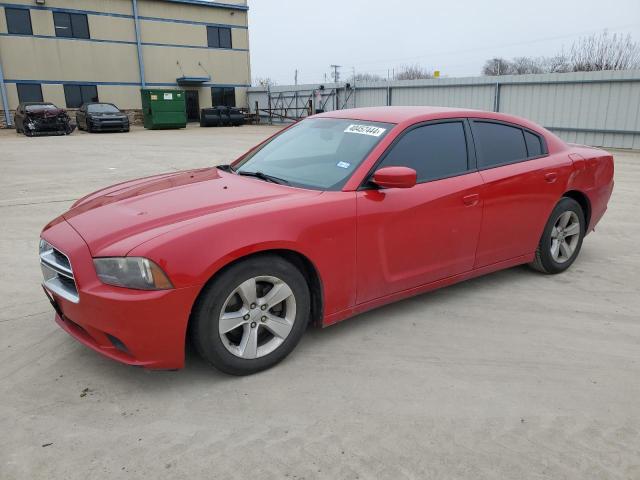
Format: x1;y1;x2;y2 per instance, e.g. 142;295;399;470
356;119;484;303
470;119;572;267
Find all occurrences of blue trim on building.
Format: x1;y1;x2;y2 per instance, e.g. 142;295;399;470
4;79;251;88
0;2;248;28
0;33;250;51
0;32;136;45
160;0;248;11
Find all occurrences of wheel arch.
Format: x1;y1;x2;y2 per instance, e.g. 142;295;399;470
187;248;325;341
563;190;591;229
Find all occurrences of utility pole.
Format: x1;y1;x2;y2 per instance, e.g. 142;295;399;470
294;69;298;86
330;64;341;83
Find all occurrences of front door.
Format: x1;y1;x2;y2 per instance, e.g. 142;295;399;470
185;90;200;122
356;120;483;304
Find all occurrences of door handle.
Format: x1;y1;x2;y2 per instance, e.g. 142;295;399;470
462;193;480;206
544;172;558;183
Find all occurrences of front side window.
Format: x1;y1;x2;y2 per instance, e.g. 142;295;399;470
235;118;393;190
63;84;98;108
5;8;32;35
472;121;528;168
212;87;235;107
54;12;89;39
17;83;43;103
207;26;232;49
377;121;469;183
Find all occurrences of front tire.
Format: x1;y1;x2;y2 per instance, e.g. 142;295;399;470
190;255;310;375
529;197;585;274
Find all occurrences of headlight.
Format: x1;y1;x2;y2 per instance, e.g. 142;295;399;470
93;257;173;290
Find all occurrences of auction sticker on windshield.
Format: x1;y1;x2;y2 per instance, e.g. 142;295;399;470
344;124;386;137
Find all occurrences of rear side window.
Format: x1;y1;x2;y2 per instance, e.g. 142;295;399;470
379;121;468;183
473;121;527;168
5;8;32;35
524;130;543;157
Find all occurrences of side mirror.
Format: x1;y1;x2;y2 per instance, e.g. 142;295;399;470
372;166;417;189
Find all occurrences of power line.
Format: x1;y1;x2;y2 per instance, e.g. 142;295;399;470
264;23;640;81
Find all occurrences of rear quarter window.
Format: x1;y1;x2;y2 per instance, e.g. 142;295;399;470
524;130;544;157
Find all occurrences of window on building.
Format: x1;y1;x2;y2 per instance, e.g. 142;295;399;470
472;121;528;168
207;26;232;49
63;84;98;108
5;8;33;35
378;121;469;183
17;83;43;103
212;87;236;107
53;12;90;39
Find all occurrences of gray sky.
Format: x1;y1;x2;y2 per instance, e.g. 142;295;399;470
247;0;640;85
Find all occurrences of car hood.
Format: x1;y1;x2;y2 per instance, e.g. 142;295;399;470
63;168;318;256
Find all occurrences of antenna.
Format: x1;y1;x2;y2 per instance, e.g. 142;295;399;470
330;65;341;83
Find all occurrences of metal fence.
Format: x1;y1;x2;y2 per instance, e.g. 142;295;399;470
247;70;640;149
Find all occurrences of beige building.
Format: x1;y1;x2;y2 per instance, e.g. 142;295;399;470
0;0;250;126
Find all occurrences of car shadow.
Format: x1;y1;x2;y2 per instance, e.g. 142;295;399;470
73;264;536;388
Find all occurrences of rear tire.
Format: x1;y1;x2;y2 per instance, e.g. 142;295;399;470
529;197;585;274
190;255;310;375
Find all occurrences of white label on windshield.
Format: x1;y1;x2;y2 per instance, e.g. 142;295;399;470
336;161;351;169
344;124;386;137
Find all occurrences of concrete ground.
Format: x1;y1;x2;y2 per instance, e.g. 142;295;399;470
0;124;639;480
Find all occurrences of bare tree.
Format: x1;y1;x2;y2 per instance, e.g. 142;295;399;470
254;77;277;88
511;56;544;75
396;64;433;80
482;33;640;76
542;53;571;73
349;72;384;83
569;32;640;71
482;58;513;76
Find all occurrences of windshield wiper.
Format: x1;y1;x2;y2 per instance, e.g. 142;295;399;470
237;170;289;185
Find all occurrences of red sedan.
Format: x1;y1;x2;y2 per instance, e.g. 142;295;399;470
40;107;614;375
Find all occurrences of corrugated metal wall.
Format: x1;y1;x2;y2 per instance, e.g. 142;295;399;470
248;70;640;149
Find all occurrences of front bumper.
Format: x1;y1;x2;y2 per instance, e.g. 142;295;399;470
41;219;201;369
90;120;129;131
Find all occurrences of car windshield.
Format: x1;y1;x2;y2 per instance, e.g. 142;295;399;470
25;104;57;111
234;118;394;190
87;104;120;113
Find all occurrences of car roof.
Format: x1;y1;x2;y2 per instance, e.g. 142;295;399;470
315;106;478;123
84;102;118;107
315;106;546;132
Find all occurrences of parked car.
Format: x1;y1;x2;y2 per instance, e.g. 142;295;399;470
39;107;614;375
76;102;130;133
14;102;75;136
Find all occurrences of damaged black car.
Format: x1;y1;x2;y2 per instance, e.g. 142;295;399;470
14;102;76;137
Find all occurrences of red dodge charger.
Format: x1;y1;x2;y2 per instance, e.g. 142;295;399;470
40;107;614;375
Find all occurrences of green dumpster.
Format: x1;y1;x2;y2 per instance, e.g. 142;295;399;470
140;89;187;129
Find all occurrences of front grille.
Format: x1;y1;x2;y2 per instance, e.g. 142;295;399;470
40;239;79;303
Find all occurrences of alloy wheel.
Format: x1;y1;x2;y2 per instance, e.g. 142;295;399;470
550;211;580;263
218;276;296;359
